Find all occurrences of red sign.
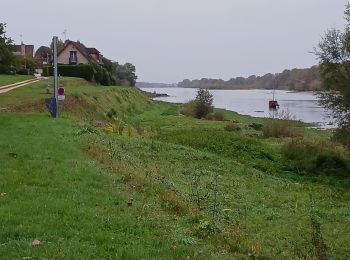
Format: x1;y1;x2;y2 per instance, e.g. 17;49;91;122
58;87;65;96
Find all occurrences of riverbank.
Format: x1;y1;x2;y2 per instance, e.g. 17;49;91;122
140;87;333;128
0;77;349;259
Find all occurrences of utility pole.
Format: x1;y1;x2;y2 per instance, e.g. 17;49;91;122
53;36;59;118
44;36;59;118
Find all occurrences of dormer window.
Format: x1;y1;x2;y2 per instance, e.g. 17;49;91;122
69;51;77;64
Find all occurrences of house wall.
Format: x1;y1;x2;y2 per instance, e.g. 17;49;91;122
12;44;34;57
57;43;89;64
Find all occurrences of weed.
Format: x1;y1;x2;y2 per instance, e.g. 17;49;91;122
249;122;263;131
75;124;98;136
186;169;208;210
282;139;349;177
107;140;117;159
160;190;188;214
224;122;242;132
180;100;197;117
106;108;117;119
205;112;226;121
263;119;303;138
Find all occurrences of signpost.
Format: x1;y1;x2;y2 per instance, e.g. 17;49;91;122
45;36;59;118
53;36;58;118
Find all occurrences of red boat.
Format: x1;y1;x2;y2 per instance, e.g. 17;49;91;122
269;100;279;109
269;87;279;109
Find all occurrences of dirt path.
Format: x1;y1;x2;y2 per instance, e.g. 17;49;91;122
0;78;44;94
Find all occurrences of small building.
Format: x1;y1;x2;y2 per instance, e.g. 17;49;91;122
12;43;34;57
57;40;103;65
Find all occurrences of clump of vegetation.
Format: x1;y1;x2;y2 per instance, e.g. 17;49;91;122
180;100;197;117
103;117;125;135
181;88;214;119
106;108;117;119
224;122;242;132
160;190;187;215
282;139;349;177
249;122;263;131
263;119;302;138
205;112;225;121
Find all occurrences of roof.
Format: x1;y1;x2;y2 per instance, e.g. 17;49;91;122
86;48;100;55
34;46;52;59
11;44;34;57
58;40;102;64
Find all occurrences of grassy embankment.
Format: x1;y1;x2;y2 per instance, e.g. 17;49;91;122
0;77;349;259
0;75;34;87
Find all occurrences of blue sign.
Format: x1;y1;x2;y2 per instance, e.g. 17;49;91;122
45;98;57;118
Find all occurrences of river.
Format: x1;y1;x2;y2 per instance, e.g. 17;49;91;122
139;87;334;128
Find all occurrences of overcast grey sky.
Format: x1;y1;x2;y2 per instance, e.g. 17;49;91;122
0;0;347;82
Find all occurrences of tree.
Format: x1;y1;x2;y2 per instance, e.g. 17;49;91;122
50;38;65;53
194;88;214;118
13;56;38;74
314;3;350;147
0;22;14;73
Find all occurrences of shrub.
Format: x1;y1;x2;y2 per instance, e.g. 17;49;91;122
181;89;214;119
194;88;214;118
224;122;242;132
92;64;117;86
282;139;349;177
106;108;117;119
263;119;303;138
249;123;263;131
205;112;225;121
180;100;197;117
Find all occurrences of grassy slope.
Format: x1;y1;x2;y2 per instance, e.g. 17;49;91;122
0;77;349;259
0;75;34;87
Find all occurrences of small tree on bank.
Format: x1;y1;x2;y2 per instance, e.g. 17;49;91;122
180;88;214;119
314;3;350;147
194;88;214;118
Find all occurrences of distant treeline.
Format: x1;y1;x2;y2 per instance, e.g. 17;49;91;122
178;66;322;91
136;82;177;88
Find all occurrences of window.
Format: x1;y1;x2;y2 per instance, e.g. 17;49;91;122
69;51;77;64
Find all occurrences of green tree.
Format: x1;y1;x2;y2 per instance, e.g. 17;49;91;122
50;38;65;53
13;56;38;74
194;88;214;118
0;22;14;73
314;3;350;147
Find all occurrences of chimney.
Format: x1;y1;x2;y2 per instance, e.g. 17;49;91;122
21;43;25;56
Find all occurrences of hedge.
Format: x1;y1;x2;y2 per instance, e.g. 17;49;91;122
42;64;94;81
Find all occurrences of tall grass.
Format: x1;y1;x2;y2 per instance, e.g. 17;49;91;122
282;138;349;177
263;119;303;138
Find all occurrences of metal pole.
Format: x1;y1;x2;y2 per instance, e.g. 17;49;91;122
53;36;58;118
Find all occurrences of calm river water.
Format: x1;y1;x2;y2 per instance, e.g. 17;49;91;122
140;87;334;128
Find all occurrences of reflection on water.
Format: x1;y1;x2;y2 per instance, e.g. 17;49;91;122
140;87;334;128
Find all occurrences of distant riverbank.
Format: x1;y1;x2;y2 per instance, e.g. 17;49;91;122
140;87;333;128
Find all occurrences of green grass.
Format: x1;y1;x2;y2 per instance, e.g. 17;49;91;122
0;77;349;259
0;74;34;86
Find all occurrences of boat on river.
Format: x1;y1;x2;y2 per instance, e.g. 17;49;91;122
269;87;279;109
